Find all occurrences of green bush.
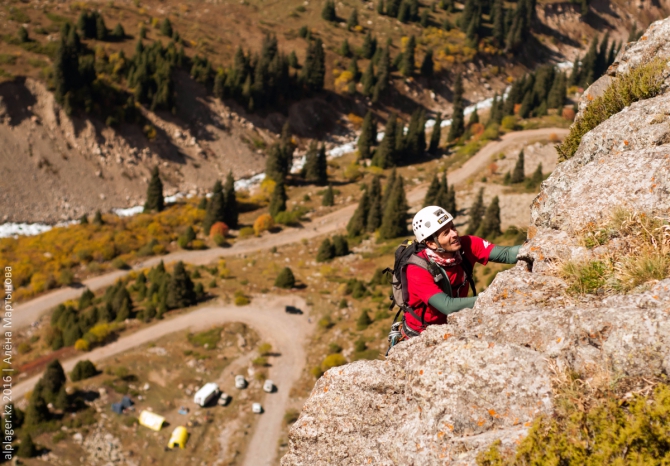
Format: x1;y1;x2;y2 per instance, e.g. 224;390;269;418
557;57;666;160
320;353;347;373
70;359;98;381
274;267;296;288
188;328;221;348
318;315;334;329
562;260;612;295
356;309;372;330
239;227;255;238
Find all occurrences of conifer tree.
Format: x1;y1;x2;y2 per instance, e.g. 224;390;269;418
347;9;359;29
203;180;224;235
489;93;503;125
275;267;296;288
379;175;409;240
492;0;505;48
356;308;372;330
420;48;434;78
447;74;465;142
528;162;543;188
340;39;351;57
347;190;370;237
367;176;383;231
112;23;125;39
362;31;377;59
93;210;104;225
420;8;429;27
348;56;360;82
468;106;479;125
401;35;416;76
18;26;29;43
266;144;287;182
377;0;385;14
40;359;67;402
302;38;326;91
17;433;37;458
316;238;336;262
362;61;375;97
428;113;442;153
397;1;410;23
466;188;485;234
160;18;173;37
372;114;398;168
434;172;450;210
25;389;49;426
144;166;165;212
322;185;335;206
223;171;239;228
382;168;397;207
372;45;391;102
332;235;349;256
580;35;599;87
95;13;108;41
511;150;525;183
424;173;440;206
547;72;566;109
478;196;501;239
322;0;337;21
269;180;288;217
166;261;196;309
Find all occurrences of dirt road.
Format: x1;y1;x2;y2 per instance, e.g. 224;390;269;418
13;295;313;466
14;127;567;330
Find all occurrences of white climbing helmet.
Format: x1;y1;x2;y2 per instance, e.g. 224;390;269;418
412;206;454;243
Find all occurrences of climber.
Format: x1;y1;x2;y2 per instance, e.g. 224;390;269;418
387;206;523;348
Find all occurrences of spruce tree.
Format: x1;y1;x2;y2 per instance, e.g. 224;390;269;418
362;61;375;96
382;168;397;207
41;360;67;401
315;144;328;185
362;31;377;59
492;0;505;48
547;72;566;109
203;180;224;235
466;188;485;235
401;35;416;77
70;360;98;382
447;74;465;142
372;114;398;168
478;196;502;239
435;172;450;210
166;261;195;309
322;184;335;206
358;111;376;159
347;190;370;237
348;57;360;82
95;13;108;41
377;0;385;14
302;38;326;91
17;433;37;458
18;26;29;43
269;180;288;217
316;238;336;262
511;150;525;183
266;144;287;182
25;390;49;426
340;39;351;57
420;8;429;27
160;18;173;37
420;48;434;78
223;171;239;228
347;9;359;30
468;106;479;125
424;174;440;206
144;166;165;212
93;210;104;225
379;175;409;240
397;1;410;23
275;267;296;288
367;176;383;231
332;235;349;256
428;113;442;153
528;162;543;188
356;309;372;330
322;0;337;21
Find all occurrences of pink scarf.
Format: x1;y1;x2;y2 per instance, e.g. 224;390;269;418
425;248;462;268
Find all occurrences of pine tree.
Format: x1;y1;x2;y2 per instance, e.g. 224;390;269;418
301;38;326;91
518;90;533;118
372;114;398;168
420;8;429;27
356;308;372;330
420;48;434;78
358;112;376;162
112;23;125;39
144;166;165;212
348;56;360;82
160;18;173;37
477;196;501;239
95;13;108;41
340;39;351;57
18;26;29;43
347;9;359;29
397;1;410;22
511;150;525;183
401;35;416;76
316;238;336;262
459;0;477;30
223;171;239;228
580;35;599;87
447;74;465;142
434;172;450;210
547;72;566;109
203;180;224;235
379;176;409;240
466;188;485;235
367;176;383;231
42;360;67;401
424;173;440;206
166;261;195;309
322;0;337;21
362;31;377;59
269;180;288;217
17;433;37;458
275;267;296;288
382;168;397;207
492;0;505;48
377;0;385;14
428;113;442;153
25;389;49;426
468;106;479;125
93;210;104;225
332;235;349;256
322;185;335;206
347;190;370;237
528;162;543;188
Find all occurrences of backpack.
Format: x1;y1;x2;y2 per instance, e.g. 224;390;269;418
386;240;477;329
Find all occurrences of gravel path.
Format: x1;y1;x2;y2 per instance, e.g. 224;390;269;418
13;295;313;466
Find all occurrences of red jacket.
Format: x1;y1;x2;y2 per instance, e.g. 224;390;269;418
405;236;494;331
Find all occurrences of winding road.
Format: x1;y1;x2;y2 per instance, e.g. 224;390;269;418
11;127;567;464
13;295;313;466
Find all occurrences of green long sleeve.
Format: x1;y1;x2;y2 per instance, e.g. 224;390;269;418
489;245;521;264
427;294;478;316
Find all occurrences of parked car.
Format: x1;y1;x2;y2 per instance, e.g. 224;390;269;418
285;305;303;315
235;375;247;389
252;402;263;414
217;393;230;406
263;380;274;393
193;383;219;407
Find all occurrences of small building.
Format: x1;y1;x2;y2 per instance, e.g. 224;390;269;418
193;382;219;407
138;410;165;431
168;426;189;449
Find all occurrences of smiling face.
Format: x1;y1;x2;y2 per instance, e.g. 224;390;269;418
425;221;461;253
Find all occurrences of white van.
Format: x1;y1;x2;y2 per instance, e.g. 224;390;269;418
193;383;220;407
252;402;263;414
235;375;247;389
263;380;274;393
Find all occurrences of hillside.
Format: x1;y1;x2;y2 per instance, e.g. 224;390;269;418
282;16;670;465
1;0;668;223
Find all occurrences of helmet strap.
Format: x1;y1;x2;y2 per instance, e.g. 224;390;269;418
431;234;446;253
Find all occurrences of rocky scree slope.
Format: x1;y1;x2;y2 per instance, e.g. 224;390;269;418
281;18;670;466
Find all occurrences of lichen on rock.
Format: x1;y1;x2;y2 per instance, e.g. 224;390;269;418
282;17;670;466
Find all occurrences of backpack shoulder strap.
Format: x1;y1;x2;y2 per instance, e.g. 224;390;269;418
459;249;477;296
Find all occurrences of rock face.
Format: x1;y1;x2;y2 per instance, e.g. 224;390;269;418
282;18;670;466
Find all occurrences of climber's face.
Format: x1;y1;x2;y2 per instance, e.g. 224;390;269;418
426;221;461;253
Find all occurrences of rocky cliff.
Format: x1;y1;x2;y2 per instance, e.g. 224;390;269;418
282;17;670;466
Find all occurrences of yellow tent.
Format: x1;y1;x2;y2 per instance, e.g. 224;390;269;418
138;410;165;431
168;426;189;449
